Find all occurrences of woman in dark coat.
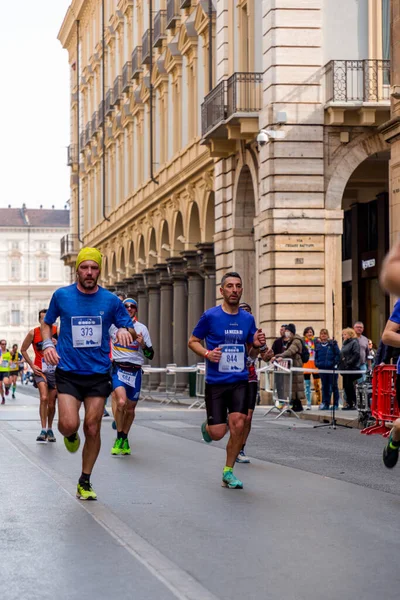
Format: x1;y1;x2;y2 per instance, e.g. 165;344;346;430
338;328;360;410
275;323;305;412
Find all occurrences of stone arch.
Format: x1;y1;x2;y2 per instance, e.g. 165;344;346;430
159;220;170;260
187;201;201;246
101;254;109;285
232;164;257;310
137;235;145;272
171;211;185;254
110;252;117;283
148;228;157;266
204;191;215;242
127;240;135;276
118;246;126;281
325;132;389;210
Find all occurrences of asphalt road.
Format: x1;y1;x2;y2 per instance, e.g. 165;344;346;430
1;385;400;600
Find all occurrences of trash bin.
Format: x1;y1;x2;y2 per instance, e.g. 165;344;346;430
189;369;197;397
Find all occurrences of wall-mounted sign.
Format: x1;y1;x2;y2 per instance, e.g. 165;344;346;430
361;251;378;279
362;258;376;270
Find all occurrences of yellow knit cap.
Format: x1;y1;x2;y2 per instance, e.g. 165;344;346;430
75;247;102;271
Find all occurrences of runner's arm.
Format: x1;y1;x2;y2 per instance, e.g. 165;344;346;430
382;320;400;348
20;330;35;370
188;335;221;363
137;332;154;360
41;321;60;365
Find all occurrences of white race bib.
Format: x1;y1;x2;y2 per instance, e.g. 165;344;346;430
1;360;9;368
71;316;102;348
10;363;16;370
218;345;245;373
42;360;56;374
117;369;137;387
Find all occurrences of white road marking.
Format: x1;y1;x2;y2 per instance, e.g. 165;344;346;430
0;429;220;600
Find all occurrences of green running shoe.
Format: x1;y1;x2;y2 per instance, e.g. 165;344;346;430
383;433;400;469
111;438;124;455
201;421;212;443
76;481;97;501
121;439;131;455
64;433;80;453
222;470;243;489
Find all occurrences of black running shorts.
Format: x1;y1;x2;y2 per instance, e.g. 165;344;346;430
55;368;112;402
0;372;10;381
247;381;258;411
34;372;56;390
205;381;248;426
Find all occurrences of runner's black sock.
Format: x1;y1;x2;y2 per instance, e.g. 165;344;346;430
117;430;123;439
120;432;127;440
67;433;77;442
79;472;90;484
241;444;245;452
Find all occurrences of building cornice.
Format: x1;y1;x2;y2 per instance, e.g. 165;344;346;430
58;0;87;50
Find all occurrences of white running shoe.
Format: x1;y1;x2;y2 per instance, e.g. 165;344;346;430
236;450;250;464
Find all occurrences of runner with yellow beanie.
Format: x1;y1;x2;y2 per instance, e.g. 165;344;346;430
41;246;137;501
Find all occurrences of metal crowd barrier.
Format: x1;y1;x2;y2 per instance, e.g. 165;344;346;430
188;363;206;410
258;360;298;419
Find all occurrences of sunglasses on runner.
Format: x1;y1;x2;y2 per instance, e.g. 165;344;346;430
125;304;137;309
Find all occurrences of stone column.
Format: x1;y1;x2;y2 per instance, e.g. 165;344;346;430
143;268;160;389
197;242;216;310
124;277;137;299
182;251;204;365
133;274;148;326
155;263;173;391
115;281;127;296
167;257;188;391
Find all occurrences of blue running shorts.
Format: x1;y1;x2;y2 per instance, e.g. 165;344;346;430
112;364;142;402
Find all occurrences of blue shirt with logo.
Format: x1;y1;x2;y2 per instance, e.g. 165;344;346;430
389;299;400;373
192;305;257;384
45;284;133;375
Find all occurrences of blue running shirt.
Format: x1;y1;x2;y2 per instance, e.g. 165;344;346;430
45;284;133;375
192;305;257;384
389;299;400;373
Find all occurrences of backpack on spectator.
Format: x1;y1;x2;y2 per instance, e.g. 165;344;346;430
300;339;310;364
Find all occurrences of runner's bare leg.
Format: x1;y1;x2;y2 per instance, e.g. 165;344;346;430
82;396;105;475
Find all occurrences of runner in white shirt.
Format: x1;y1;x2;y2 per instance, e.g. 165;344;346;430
110;298;154;455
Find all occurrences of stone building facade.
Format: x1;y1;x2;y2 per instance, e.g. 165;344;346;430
0;207;70;346
59;0;392;371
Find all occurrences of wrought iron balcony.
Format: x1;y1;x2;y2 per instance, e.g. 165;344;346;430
132;47;143;79
60;234;80;261
154;10;167;47
98;100;105;127
105;88;114;115
67;144;78;166
85;121;92;145
79;130;86;149
113;76;122;106
122;61;132;92
167;0;180;29
142;30;151;64
202;73;262;137
91;111;98;134
180;0;191;7
325;59;390;103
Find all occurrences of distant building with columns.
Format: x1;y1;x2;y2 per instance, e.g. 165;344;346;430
59;0;391;375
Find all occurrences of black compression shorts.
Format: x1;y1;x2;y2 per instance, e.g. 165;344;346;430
205;381;248;426
247;381;258;411
55;368;112;402
0;372;10;381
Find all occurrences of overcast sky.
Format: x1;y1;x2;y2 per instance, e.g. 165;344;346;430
0;0;71;210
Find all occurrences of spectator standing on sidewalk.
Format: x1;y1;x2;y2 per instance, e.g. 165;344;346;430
339;328;360;410
367;340;376;370
271;324;288;356
315;329;340;410
275;324;304;412
302;327;321;410
354;321;368;380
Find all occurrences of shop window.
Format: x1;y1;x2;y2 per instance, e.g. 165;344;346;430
366;201;378;252
342;210;352;261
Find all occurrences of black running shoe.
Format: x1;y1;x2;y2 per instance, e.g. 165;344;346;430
383;434;400;469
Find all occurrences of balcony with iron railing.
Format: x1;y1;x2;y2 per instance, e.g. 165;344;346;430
132;46;143;79
113;76;122;107
60;234;81;262
79;130;86;149
85;121;92;145
98;100;105;127
67;144;78;167
154;10;167;47
167;0;180;29
122;61;132;92
91;111;98;135
142;30;151;64
201;73;262;155
324;59;390;125
105;88;114;115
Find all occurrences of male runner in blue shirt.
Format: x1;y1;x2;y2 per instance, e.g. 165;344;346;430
189;272;267;489
42;247;136;500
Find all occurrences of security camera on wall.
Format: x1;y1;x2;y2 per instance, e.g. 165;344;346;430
257;129;286;147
